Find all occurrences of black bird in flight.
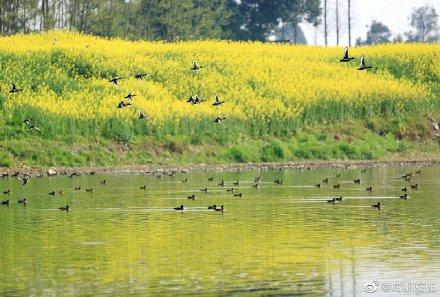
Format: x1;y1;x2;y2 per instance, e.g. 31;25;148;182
340;47;355;62
135;73;148;81
214;117;226;124
117;101;131;108
138;111;148;119
190;60;202;71
9;83;22;93
125;92;136;101
109;77;122;87
212;95;225;106
357;56;373;70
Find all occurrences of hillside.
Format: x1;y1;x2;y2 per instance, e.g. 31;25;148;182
0;31;439;168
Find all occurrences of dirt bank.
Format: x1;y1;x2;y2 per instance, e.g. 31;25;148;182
1;158;439;177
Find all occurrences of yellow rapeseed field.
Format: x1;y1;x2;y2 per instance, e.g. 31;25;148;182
0;31;438;128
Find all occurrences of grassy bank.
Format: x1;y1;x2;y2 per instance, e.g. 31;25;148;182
0;32;438;168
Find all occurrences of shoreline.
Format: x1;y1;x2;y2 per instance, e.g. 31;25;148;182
2;158;440;177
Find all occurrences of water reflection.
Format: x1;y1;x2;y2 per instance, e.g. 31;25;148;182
0;166;439;296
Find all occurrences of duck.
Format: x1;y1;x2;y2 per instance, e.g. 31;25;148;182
401;187;408;192
85;188;95;192
74;186;82;191
335;173;341;178
335;196;343;202
48;190;56;196
117;101;131;108
274;179;283;185
190;60;202;71
200;188;209;193
23;118;31;126
214;205;224;213
3;189;10;194
187;194;196;201
208;204;217;210
182;178;188;183
58;189;64;195
399;194;408;199
327;198;336;204
18;176;30;185
214;117;226;124
212;95;225;106
138;111;148;119
208;177;214;181
372;202;381;209
333;184;341;189
415;170;421;174
226;188;235;192
252;184;259;188
234;193;243;197
173;205;184;211
410;184;419;189
59;205;70;211
1;200;9;205
340;47;355;62
361;169;368;173
218;180;225;186
18;198;27;204
366;186;373;191
134;73;148;81
354;179;361;184
357;56;373;70
314;183;321;188
101;180;107;185
232;180;239;186
10;83;23;93
254;176;261;182
140;185;147;190
322;178;329;183
125;92;136;101
109;77;122;86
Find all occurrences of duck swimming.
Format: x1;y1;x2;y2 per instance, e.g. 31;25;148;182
372;202;381;209
173;205;184;211
59;205;69;211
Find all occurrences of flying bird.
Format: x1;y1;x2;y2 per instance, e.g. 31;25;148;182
212;95;225;106
214;117;226;124
109;77;122;87
357;56;373;70
190;60;202;71
138;111;148;119
340;47;355;62
9;83;22;93
134;73;148;81
125;92;136;101
117;101;131;108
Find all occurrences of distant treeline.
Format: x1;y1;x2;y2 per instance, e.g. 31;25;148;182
0;0;321;41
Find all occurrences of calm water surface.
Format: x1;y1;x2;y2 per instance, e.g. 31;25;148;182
0;166;439;296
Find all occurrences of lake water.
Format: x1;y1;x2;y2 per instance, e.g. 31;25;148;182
0;166;439;296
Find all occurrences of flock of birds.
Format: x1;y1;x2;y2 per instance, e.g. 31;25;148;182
7;47;371;131
0;167;422;213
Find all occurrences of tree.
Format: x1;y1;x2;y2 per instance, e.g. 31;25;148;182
405;5;439;42
347;0;351;46
323;0;328;46
227;0;321;41
335;0;339;45
357;20;391;45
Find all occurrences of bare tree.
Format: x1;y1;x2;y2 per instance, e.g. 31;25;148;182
324;0;328;46
347;0;351;46
335;0;339;45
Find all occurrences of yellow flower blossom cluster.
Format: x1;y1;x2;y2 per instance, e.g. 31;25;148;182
0;31;437;128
